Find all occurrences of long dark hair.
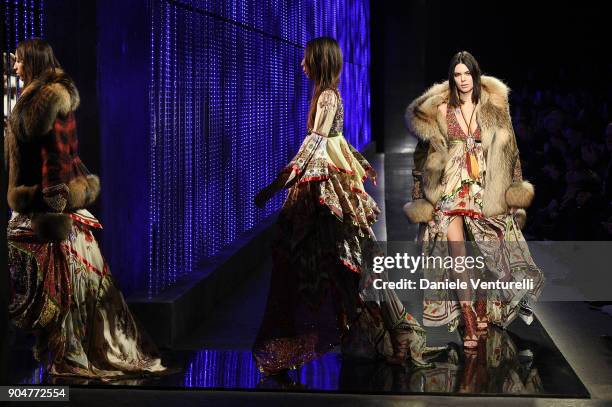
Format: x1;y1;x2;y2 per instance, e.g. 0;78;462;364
304;37;342;131
447;51;481;107
15;38;61;86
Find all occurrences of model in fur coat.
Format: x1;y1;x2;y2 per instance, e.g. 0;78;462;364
6;38;166;378
403;51;544;351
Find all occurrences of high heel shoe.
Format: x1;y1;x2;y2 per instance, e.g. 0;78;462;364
475;298;489;333
460;304;478;351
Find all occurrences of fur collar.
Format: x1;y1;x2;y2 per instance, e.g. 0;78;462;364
405;75;512;151
404;75;534;218
4;70;99;241
9;68;80;142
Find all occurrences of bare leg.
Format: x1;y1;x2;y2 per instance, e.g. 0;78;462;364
447;216;477;349
447;216;471;302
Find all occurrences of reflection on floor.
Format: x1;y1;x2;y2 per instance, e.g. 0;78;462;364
6;151;590;400
8;316;588;398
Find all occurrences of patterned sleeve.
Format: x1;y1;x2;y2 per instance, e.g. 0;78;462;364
40;113;85;213
411;170;424;200
311;89;338;137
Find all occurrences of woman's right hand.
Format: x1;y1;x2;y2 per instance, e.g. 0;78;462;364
254;185;274;208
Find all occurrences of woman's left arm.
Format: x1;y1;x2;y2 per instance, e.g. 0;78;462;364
310;89;338;137
505;141;535;211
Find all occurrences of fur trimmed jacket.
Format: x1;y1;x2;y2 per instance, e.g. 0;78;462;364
5;69;100;241
403;75;534;227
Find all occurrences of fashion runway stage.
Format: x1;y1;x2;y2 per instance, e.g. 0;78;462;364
7;318;589;398
7;149;601;406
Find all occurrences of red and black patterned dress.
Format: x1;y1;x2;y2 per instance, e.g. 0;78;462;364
253;89;430;375
7;69;165;379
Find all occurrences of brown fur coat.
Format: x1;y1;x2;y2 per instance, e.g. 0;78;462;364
6;69;100;240
403;75;533;226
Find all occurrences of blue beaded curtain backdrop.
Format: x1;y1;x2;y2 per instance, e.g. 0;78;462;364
149;0;371;295
183;349;340;389
2;0;44;122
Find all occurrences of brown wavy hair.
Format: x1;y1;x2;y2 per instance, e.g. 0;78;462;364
15;38;61;86
304;37;342;130
447;50;481;107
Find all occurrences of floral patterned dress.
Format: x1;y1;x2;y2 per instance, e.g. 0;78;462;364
435;107;486;218
421;106;544;329
253;89;429;375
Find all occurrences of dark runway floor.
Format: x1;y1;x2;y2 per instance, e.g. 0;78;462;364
7;151;591;403
8;316;589;398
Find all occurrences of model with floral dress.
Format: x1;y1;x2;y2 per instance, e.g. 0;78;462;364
252;37;444;375
404;51;544;351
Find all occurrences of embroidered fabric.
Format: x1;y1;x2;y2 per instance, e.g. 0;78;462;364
8;210;165;378
42;184;70;212
420;105;543;330
282;89;377;232
447;106;482;141
253;88;432;375
310;89;344;137
435;107;486;218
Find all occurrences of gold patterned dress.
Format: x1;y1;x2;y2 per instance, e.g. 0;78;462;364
253;89;430;375
421;107;544;329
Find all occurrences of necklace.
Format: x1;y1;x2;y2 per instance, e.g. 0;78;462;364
455;102;480;180
456;103;476;152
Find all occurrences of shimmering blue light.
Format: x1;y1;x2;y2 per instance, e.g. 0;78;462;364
3;0;44;76
149;0;371;295
183;349;341;389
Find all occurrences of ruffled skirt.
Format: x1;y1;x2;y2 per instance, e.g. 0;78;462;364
253;134;429;374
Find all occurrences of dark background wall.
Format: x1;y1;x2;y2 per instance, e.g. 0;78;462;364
96;0;150;295
44;0;100;179
371;0;611;153
371;0;427;153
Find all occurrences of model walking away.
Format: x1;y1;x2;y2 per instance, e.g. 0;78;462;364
7;38;166;379
253;37;444;376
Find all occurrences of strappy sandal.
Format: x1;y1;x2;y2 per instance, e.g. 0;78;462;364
460;304;478;352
